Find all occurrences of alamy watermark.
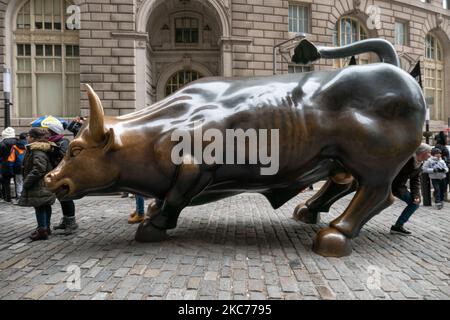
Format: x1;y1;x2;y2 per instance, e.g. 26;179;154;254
66;5;81;30
366;5;382;30
366;265;382;290
171;122;280;176
66;264;81;291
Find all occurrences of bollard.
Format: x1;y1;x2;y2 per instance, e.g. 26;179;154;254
421;172;431;206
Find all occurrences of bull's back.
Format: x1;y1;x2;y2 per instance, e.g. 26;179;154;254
117;64;425;178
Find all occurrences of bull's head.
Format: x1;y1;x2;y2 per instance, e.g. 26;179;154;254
45;84;121;200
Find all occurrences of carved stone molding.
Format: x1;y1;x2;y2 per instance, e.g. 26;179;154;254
353;0;361;13
437;13;444;27
14;32;79;43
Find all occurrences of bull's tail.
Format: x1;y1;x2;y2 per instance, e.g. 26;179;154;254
292;38;400;67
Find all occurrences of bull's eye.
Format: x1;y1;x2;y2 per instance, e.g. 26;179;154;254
70;147;82;157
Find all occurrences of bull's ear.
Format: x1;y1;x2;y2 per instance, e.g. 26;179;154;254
85;84;106;144
103;128;120;153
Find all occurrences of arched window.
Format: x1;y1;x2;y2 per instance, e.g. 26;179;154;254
333;17;369;68
165;70;202;97
14;0;80;118
424;34;444;121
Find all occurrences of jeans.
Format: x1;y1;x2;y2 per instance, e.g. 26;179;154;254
431;179;446;203
135;196;145;216
35;205;52;229
394;191;420;227
60;200;75;217
14;174;23;198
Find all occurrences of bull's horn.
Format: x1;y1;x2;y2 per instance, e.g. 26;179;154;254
85;84;106;143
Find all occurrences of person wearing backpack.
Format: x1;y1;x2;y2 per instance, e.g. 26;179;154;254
0;127;18;202
7;132;27;203
46;121;79;235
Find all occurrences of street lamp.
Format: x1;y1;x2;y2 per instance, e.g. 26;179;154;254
3;67;12;129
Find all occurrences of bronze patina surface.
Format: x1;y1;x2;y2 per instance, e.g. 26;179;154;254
45;39;426;257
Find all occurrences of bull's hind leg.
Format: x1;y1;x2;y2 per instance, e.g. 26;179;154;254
294;173;357;224
135;159;212;243
313;182;394;257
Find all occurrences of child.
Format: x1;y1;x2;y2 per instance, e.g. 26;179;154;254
423;148;449;209
19;128;56;241
7;133;27;202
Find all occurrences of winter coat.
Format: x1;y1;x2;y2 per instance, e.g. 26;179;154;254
18;142;56;208
422;157;449;180
0;137;18;177
392;156;423;199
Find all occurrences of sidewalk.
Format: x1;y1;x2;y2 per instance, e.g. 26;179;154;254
0;190;448;300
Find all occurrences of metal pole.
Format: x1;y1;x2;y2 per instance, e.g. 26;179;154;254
3;67;11;129
421;172;432;206
425;105;430;144
421;103;432;206
4;95;10;129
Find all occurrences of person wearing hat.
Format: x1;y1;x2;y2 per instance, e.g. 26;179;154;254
45;121;79;235
391;143;432;235
0;127;18;202
422;147;449;210
18;127;56;241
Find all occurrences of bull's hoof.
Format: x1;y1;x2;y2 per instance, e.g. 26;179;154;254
293;204;320;224
313;227;352;257
135;220;168;242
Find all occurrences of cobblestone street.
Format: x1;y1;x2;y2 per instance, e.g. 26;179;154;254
0;190;449;300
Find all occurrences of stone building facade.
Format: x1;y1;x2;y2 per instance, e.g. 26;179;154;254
0;0;449;132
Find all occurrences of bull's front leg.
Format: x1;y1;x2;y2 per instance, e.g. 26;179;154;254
293;174;357;224
135;161;212;243
313;182;394;257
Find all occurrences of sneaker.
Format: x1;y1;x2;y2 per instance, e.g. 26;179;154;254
436;202;443;210
390;225;411;235
128;213;145;224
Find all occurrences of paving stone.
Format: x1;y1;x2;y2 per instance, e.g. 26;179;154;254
0;193;448;300
267;285;282;299
316;286;336;300
113;268;130;278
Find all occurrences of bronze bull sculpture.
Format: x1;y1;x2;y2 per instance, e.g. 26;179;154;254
45;39;426;257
